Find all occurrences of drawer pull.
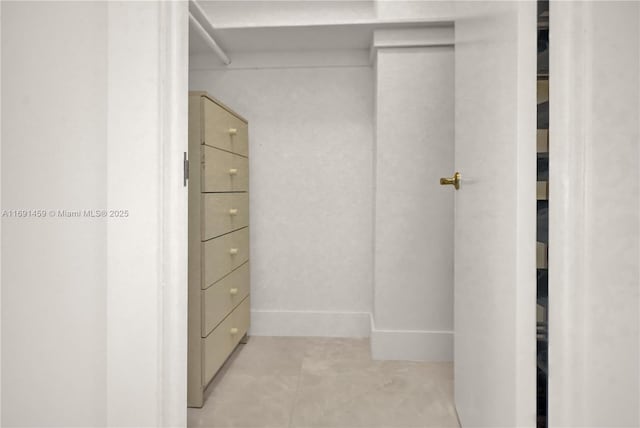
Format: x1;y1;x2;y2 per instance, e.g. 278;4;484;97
230;327;239;335
229;208;238;216
229;248;239;255
229;168;238;176
229;288;238;295
229;128;237;136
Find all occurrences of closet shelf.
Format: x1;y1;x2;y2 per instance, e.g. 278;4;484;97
191;18;454;54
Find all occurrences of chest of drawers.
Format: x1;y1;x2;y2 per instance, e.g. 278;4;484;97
187;92;250;408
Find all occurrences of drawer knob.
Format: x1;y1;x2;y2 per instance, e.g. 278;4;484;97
229;168;238;176
229;288;238;295
229;248;239;255
230;327;239;335
229;208;238;216
229;128;237;136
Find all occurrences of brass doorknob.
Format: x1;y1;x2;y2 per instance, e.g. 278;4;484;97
440;172;461;190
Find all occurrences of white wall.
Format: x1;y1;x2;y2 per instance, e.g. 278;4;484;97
190;57;374;337
2;2;108;425
550;2;640;426
372;45;454;361
2;2;187;427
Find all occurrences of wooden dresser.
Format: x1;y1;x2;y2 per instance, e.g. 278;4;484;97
188;92;250;408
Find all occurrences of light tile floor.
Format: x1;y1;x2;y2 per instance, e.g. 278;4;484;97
188;337;460;428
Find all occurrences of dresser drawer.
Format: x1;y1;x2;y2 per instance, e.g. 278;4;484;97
202;262;250;337
201;193;249;240
202;296;250;384
232;296;250;339
202;227;249;287
201;310;235;385
202;146;249;193
203;98;249;157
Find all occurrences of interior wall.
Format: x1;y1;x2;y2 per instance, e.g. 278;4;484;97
1;2;108;426
372;46;454;361
190;58;374;337
2;2;186;426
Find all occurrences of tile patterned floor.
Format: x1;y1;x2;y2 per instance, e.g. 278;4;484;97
188;337;460;428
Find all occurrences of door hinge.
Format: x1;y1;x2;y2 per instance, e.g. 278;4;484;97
183;152;189;187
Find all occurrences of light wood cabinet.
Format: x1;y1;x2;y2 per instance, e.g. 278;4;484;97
188;92;250;408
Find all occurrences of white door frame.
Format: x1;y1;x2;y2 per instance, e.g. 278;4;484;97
106;1;188;426
153;1;640;426
548;2;589;424
158;1;189;426
549;2;640;426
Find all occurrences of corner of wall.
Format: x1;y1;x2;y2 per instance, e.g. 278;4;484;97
369;315;453;362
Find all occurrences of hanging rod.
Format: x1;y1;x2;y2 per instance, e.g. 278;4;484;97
188;0;231;65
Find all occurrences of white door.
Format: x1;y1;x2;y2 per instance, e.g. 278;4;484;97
448;2;537;426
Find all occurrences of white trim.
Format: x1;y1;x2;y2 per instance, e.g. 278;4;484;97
514;2;537;425
372;26;454;48
158;2;189;427
369;315;453;362
249;311;454;362
249;310;371;338
369;25;454;64
106;3;189;426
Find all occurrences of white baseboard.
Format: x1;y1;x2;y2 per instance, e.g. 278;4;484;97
249;310;453;362
249;310;371;338
370;316;453;362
